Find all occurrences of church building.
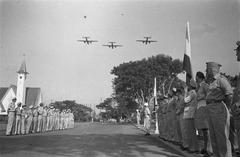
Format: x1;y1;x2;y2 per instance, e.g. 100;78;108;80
0;60;42;115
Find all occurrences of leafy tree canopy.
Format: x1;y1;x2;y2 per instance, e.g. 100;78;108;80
111;54;183;105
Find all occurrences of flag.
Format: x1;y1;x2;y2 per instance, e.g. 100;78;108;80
183;21;193;85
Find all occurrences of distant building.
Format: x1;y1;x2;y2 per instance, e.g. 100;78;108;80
0;60;42;115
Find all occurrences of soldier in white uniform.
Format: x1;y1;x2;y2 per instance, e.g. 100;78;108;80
205;62;233;157
143;102;151;136
14;102;22;135
6;98;17;136
20;104;27;135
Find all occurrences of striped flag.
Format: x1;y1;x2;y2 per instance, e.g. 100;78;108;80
183;22;193;85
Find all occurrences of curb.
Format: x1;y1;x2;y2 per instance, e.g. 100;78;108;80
132;123;201;157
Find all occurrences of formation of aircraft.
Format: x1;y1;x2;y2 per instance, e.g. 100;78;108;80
102;42;123;49
77;37;98;45
76;36;158;49
136;37;157;44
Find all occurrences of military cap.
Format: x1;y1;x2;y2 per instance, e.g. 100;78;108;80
39;103;44;106
144;103;148;107
29;105;33;109
12;97;17;101
22;104;26;108
206;62;222;69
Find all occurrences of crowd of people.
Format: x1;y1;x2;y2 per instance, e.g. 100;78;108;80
137;62;240;157
5;100;74;136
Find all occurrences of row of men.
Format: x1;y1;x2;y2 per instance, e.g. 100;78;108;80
157;62;239;157
6;100;74;136
136;62;239;157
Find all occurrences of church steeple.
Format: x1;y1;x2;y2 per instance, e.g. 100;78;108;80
16;59;28;104
17;60;29;75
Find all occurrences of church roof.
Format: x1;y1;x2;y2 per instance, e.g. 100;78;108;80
0;85;17;112
25;87;41;107
0;85;16;101
17;60;29;74
0;88;8;101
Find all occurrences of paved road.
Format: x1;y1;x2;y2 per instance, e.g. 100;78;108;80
0;122;184;157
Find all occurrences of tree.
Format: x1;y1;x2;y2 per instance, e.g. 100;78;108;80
111;54;183;114
51;100;92;122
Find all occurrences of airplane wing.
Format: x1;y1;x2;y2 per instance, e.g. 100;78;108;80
136;40;144;42
115;45;123;47
77;40;86;42
103;44;111;47
90;40;98;43
148;40;157;43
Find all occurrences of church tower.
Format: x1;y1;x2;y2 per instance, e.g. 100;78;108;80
16;60;29;104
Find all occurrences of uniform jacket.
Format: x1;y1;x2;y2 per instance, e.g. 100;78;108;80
183;89;197;119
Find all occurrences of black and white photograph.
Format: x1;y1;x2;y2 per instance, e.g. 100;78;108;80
0;0;239;157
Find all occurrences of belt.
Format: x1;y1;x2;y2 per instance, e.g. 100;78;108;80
206;100;223;104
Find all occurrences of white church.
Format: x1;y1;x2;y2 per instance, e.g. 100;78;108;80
0;60;42;115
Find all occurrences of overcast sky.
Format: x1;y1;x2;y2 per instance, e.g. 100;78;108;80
0;0;239;105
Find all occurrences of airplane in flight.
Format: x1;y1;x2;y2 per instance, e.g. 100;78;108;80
136;37;157;44
103;42;123;49
77;37;98;45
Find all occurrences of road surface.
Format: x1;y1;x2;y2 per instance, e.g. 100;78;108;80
0;122;184;157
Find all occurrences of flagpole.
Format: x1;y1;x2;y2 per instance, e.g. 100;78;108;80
154;77;159;134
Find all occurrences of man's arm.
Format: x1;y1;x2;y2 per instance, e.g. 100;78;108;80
219;77;233;108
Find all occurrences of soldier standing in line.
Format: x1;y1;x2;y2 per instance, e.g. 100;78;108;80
175;89;186;148
20;104;27;135
25;105;33;134
37;103;44;132
195;71;212;157
231;76;240;156
42;106;48;132
56;109;60;130
70;111;74;128
205;62;233;157
49;106;54;131
6;98;17;136
46;106;51;131
161;96;169;140
183;79;199;153
172;88;182;144
32;106;38;133
143;102;151;136
14;102;22;135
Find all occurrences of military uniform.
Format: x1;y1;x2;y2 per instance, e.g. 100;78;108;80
183;83;199;152
175;94;185;145
21;106;27;134
26;106;33;134
6;99;16;136
37;105;44;132
14;105;22;135
32;107;38;133
42;107;48;132
206;62;233;157
143;103;151;135
231;75;240;153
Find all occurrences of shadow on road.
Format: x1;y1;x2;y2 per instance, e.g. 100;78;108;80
0;133;182;157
